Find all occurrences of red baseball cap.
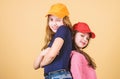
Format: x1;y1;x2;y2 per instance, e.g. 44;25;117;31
73;22;95;38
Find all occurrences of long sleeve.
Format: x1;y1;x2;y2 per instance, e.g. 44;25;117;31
70;51;83;79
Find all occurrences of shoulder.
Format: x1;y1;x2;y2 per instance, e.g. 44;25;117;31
71;50;85;62
71;50;84;59
57;25;70;32
71;50;88;65
55;25;71;39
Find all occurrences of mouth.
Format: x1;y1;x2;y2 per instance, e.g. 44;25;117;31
52;26;58;30
80;41;86;46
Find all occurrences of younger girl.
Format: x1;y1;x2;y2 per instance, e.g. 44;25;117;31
70;22;97;79
33;3;73;79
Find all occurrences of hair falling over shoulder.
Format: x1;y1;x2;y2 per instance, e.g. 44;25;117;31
63;16;72;31
41;16;72;50
41;17;54;50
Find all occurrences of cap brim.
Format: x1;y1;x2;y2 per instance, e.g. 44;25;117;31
90;32;95;38
45;12;63;18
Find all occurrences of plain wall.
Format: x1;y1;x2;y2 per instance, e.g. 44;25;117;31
0;0;120;79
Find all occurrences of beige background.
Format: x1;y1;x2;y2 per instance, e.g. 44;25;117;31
0;0;120;79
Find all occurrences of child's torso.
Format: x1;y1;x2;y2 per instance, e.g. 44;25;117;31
70;50;97;79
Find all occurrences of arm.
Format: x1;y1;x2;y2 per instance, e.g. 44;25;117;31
40;37;64;67
70;52;83;79
33;48;50;70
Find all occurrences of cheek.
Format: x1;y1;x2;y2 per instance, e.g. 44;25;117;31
48;22;53;29
75;35;81;41
74;36;80;44
86;41;89;45
57;22;64;26
49;21;52;26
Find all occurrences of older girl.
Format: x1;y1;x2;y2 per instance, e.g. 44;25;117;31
34;3;73;79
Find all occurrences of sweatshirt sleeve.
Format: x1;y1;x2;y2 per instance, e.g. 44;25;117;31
70;51;83;79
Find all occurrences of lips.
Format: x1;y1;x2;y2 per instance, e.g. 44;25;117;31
52;26;58;30
80;41;86;46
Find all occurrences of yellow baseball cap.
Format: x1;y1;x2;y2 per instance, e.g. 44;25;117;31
46;3;69;18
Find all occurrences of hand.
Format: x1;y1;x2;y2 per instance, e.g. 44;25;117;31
40;50;46;56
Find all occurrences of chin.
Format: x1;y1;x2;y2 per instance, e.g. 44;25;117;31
52;30;57;33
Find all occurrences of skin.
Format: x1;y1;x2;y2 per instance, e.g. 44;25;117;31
48;15;64;33
33;48;50;69
74;32;90;49
33;15;64;69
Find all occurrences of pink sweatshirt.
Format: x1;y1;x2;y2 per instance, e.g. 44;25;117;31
70;50;97;79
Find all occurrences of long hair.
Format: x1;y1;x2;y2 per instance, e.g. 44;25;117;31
41;16;72;50
72;31;96;69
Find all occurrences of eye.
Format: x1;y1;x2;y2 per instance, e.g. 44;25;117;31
49;18;53;21
81;34;84;37
86;37;90;40
56;19;61;22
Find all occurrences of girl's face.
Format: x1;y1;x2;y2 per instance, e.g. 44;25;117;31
75;32;90;49
48;15;64;33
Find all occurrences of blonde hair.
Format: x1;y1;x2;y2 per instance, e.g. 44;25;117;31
41;16;72;50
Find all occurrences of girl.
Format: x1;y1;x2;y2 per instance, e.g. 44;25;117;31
70;22;97;79
33;3;73;79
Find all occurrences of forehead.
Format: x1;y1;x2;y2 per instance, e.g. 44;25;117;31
76;32;90;36
49;15;61;19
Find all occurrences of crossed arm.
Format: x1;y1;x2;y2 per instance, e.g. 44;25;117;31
33;37;64;70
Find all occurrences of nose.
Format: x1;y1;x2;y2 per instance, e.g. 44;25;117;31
83;37;88;42
53;21;57;26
